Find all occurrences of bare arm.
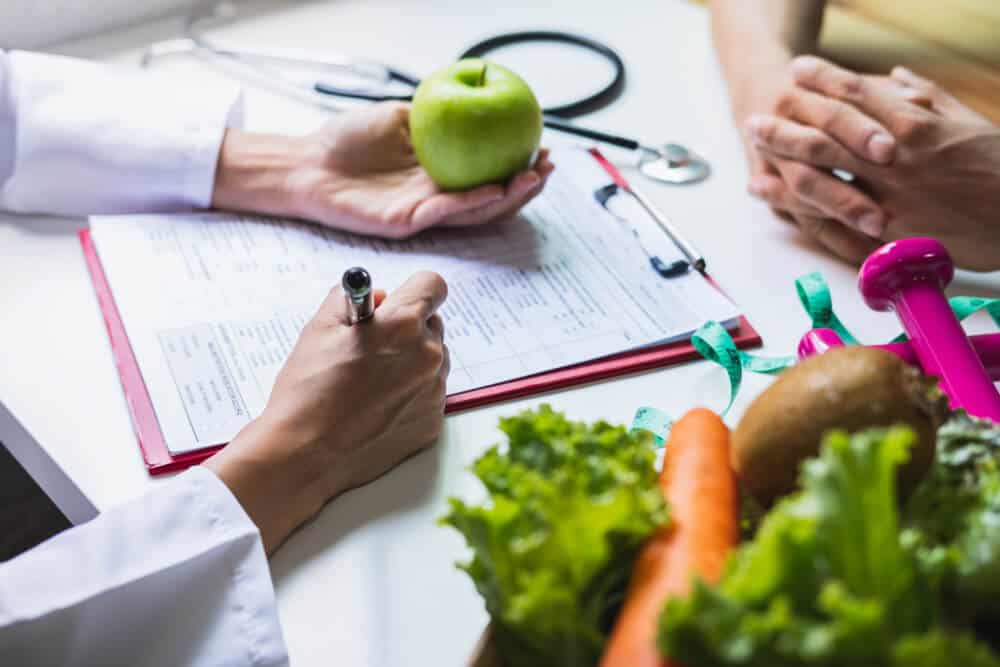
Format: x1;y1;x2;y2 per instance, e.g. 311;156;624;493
709;0;827;121
705;0;896;265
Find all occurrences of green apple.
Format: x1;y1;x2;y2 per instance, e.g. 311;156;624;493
409;59;542;191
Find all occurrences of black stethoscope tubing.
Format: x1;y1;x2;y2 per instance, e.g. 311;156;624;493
458;30;626;118
312;30;640;151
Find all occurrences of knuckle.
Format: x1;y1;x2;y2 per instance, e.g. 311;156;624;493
755;118;778;145
818;103;842;134
912;78;938;96
772;89;798;117
892;110;932;143
840;196;873;222
760;183;783;204
836;73;864;101
427;313;445;335
415;270;447;294
838;197;878;229
800;217;827;238
433;374;448;399
787;167;818;197
802;132;829;162
422;339;445;369
752;178;773;198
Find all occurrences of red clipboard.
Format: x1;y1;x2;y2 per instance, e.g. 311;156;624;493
80;151;761;475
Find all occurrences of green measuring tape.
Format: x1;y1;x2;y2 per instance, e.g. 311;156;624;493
631;272;1000;445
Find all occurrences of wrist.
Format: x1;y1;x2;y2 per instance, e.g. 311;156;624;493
723;47;794;124
204;415;334;553
211;129;311;218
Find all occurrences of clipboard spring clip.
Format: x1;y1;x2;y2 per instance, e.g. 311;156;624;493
593;184;691;278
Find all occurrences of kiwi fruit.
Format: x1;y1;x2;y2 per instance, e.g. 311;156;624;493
733;346;948;507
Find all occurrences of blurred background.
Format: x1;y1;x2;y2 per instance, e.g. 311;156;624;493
2;0;998;123
0;0;195;49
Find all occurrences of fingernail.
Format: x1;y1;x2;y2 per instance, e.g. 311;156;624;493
867;132;895;163
748;182;764;197
519;171;541;190
857;212;884;237
892;65;917;82
790;56;819;80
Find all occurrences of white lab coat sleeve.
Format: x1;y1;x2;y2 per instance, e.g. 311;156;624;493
0;50;244;215
0;466;289;667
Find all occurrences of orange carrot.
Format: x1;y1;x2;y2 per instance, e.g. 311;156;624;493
600;408;739;667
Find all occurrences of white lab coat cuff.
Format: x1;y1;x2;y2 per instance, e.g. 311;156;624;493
0;50;244;215
0;465;288;666
190;465;290;666
179;89;246;211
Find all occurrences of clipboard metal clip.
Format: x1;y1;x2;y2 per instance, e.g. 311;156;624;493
594;183;694;279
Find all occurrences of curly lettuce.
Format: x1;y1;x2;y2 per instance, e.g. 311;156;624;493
892;631;1000;667
659;426;998;667
906;413;1000;618
441;405;667;667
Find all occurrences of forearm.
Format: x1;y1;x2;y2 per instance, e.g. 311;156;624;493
709;0;827;117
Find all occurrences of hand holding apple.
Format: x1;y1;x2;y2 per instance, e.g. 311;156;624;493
409;59;543;190
213;101;553;239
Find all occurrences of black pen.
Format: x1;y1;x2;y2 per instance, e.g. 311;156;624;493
342;266;375;324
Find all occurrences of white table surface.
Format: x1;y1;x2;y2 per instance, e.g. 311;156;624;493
3;1;1000;664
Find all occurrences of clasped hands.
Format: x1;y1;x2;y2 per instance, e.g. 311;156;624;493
740;56;1000;271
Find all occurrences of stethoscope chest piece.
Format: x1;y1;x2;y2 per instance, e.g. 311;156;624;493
639;143;711;185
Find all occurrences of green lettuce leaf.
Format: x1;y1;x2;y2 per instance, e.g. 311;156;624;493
441;405;667;667
658;427;983;667
906;413;1000;616
892;631;1000;667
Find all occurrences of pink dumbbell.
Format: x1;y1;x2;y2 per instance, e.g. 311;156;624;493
797;328;1000;380
858;238;1000;421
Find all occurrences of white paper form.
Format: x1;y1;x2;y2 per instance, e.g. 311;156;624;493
89;148;740;454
